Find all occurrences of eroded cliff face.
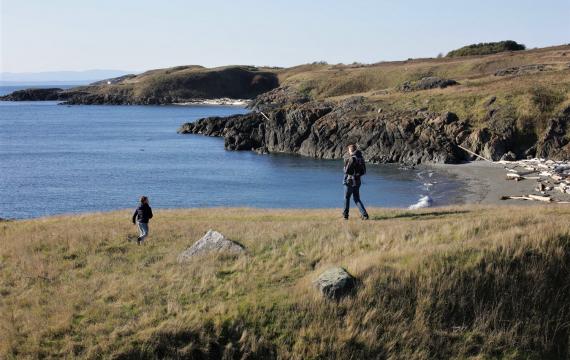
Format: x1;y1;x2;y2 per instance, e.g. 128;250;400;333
179;89;570;164
179;96;468;164
535;106;570;159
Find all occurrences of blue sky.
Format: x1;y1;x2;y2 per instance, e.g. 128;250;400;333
1;0;569;72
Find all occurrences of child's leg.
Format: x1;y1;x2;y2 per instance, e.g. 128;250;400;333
137;222;148;242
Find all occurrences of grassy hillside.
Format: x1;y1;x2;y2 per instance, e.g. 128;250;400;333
278;45;570;118
60;66;280;103
2;206;570;358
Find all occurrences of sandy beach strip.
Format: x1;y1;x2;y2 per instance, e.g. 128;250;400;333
435;161;570;206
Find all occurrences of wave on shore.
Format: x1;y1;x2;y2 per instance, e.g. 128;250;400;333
408;195;433;209
408;170;435;209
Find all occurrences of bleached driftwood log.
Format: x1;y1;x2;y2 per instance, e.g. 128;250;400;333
528;194;552;202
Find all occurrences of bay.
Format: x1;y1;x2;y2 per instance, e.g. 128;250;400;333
0;86;465;219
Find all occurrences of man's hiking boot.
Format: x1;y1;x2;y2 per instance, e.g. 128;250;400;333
136;237;141;245
361;215;369;220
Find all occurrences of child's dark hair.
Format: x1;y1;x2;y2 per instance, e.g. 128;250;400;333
140;196;148;204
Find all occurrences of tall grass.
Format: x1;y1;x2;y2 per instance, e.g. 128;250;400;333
2;206;570;358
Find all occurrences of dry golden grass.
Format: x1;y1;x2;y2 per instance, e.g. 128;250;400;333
2;206;570;359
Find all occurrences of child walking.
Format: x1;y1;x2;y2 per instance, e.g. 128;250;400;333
132;196;153;245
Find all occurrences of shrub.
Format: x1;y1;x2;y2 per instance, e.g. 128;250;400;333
447;41;526;57
531;86;565;113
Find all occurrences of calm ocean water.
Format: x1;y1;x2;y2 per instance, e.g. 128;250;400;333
0;86;465;219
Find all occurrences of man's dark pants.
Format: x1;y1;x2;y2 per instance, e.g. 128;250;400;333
343;184;368;218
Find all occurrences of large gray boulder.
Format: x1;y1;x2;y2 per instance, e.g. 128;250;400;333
314;267;357;300
177;230;245;263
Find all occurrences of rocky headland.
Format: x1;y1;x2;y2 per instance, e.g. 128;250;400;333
179;94;465;164
0;65;279;105
179;85;570;165
0;87;69;101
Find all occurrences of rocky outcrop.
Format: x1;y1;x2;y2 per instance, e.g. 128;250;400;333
247;86;310;111
463;127;513;161
183;94;570;163
314;267;356;300
0;88;67;101
398;77;458;92
535;106;570;159
177;230;245;262
180;97;469;164
494;64;551;77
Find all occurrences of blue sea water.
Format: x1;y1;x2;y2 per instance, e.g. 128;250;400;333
0;86;465;219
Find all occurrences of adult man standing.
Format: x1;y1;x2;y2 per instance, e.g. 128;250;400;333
343;144;369;220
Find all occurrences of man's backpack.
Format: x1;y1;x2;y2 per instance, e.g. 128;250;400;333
351;155;366;176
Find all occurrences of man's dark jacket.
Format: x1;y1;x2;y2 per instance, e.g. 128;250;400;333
343;150;366;186
132;203;153;224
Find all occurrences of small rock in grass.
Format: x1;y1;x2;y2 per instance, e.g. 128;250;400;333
314;267;356;300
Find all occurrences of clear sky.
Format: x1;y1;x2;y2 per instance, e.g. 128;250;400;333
1;0;569;73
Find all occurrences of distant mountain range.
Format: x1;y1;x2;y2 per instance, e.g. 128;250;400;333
0;69;136;85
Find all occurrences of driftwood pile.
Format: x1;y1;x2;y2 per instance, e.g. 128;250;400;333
498;158;570;204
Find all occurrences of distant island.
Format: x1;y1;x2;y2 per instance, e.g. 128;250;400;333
4;41;570;165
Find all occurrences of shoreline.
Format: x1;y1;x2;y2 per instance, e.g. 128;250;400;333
3;161;568;221
435;161;570;205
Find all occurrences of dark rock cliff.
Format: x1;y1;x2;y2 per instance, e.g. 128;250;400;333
535;106;570;159
179;96;468;164
179;92;570;164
